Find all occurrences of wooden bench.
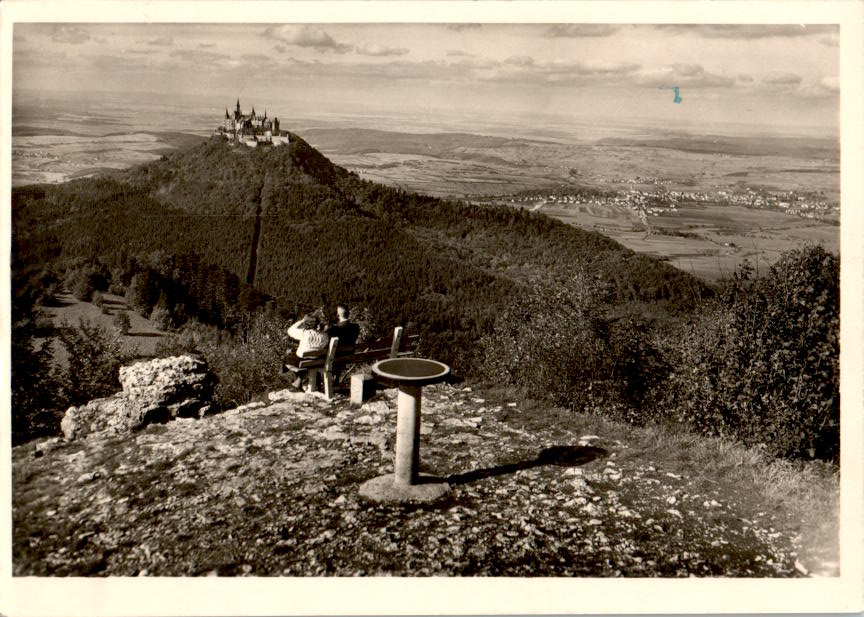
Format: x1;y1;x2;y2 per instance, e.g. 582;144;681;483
284;326;419;400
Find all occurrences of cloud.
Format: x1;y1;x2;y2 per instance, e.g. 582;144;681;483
50;25;91;44
656;24;834;39
262;25;352;53
636;63;735;89
504;55;535;67
546;24;620;38
274;44;286;53
199;43;215;48
485;57;641;86
762;71;803;85
240;53;272;64
446;49;475;57
446;24;482;31
819;76;839;93
819;33;839;47
356;44;409;57
169;49;231;63
792;76;840;98
737;73;754;83
145;35;174;46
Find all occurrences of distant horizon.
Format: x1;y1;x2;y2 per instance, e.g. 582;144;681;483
12;85;840;143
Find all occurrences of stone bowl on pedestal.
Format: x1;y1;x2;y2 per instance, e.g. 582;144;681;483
359;358;451;504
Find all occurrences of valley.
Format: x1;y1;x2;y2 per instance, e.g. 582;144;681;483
13;93;839;283
305;127;839;282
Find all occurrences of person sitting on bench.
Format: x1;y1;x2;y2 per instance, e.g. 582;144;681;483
327;304;360;351
287;313;330;388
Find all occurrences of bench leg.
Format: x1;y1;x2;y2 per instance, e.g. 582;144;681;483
323;371;335;400
307;369;320;394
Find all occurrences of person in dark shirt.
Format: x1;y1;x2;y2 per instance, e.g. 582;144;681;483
327;304;360;350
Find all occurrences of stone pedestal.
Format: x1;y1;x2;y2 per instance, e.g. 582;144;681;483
358;383;451;503
350;373;376;406
359;358;451;504
394;385;421;484
358;473;450;503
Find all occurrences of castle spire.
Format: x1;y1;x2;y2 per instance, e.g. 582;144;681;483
236;98;241;114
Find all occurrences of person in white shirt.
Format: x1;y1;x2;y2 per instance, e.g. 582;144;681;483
287;314;330;358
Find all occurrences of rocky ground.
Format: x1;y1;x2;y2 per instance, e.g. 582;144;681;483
12;384;836;576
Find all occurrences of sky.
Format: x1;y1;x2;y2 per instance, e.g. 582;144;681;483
12;22;840;135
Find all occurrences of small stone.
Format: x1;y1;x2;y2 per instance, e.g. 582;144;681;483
331;495;347;507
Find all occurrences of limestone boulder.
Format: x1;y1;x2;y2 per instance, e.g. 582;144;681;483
61;396;128;441
119;355;217;424
61;355;217;441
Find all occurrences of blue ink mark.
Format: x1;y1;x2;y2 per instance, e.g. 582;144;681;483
673;86;682;104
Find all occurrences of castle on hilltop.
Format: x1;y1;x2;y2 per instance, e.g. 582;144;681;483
215;99;289;147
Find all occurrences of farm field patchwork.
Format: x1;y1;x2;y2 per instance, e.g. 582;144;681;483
540;203;839;281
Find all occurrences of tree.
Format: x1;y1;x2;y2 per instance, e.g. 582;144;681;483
55;319;131;408
11;317;60;444
113;311;132;335
125;270;158;315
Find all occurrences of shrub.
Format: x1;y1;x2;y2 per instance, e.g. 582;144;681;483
478;271;666;415
157;313;292;409
150;306;173;331
662;246;839;460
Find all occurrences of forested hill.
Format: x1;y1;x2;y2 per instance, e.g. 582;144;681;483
12;133;710;374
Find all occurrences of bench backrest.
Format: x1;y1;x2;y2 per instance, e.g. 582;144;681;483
296;326;419;370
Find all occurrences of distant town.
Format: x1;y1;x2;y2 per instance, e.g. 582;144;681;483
493;182;839;224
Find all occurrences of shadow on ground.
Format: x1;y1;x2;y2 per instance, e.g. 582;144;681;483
447;445;607;486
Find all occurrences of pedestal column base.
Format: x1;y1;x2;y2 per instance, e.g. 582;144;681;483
358;474;451;504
